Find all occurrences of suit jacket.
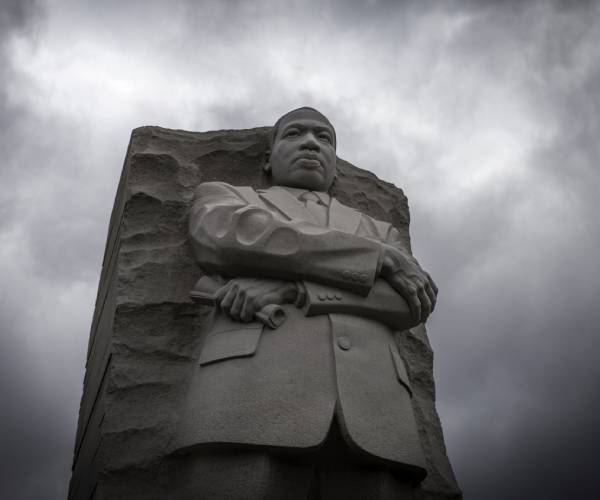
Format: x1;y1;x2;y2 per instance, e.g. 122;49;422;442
176;181;427;480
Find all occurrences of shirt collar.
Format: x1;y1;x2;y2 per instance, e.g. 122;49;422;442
281;186;330;206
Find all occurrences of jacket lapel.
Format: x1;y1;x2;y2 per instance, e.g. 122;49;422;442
258;186;320;225
328;198;362;235
258;186;362;235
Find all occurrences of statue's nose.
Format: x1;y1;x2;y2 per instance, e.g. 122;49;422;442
300;132;320;150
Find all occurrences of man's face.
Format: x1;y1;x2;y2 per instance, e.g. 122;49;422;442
267;116;337;191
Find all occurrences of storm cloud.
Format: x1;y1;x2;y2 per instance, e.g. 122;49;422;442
0;1;598;499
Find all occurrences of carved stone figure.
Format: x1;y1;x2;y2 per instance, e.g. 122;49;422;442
174;107;439;499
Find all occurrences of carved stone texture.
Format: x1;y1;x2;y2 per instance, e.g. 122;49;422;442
68;125;461;500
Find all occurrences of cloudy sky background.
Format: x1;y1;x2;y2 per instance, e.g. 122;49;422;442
1;0;599;498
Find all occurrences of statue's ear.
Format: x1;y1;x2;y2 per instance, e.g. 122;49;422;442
263;150;272;174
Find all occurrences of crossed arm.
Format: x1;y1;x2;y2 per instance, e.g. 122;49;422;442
189;182;437;327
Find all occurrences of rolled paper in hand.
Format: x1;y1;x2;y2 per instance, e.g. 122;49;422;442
255;304;286;329
189;275;287;329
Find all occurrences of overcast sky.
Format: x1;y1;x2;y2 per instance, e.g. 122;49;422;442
1;0;599;499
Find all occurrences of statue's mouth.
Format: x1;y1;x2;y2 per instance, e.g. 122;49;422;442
295;155;322;169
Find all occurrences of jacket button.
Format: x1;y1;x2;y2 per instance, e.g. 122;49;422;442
337;336;351;350
326;292;334;300
334;293;342;300
317;292;326;301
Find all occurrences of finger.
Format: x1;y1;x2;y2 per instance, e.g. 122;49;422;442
214;282;232;302
425;282;437;313
386;273;404;295
427;273;439;295
229;289;246;320
397;283;420;323
220;284;238;312
240;295;256;322
417;286;432;321
407;292;421;323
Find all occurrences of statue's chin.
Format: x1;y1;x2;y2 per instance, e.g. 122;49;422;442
290;177;328;192
273;170;328;192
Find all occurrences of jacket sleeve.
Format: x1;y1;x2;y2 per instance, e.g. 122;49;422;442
384;225;411;253
299;217;421;330
188;182;383;296
301;279;418;331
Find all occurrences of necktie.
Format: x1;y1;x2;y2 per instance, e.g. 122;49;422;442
301;191;321;204
300;192;328;226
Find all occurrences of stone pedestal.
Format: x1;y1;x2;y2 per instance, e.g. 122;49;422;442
68;126;461;499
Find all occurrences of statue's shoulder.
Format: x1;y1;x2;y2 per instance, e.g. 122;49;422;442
193;182;268;208
193;182;259;201
195;180;252;192
334;195;394;240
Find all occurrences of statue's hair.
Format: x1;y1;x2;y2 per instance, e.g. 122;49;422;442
268;107;336;149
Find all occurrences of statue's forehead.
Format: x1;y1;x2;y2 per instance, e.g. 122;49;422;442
277;108;335;132
278;117;334;132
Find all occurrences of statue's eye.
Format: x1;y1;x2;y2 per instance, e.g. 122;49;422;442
284;129;299;138
319;133;332;144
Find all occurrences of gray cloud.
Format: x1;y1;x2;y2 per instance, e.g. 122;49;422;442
0;2;100;498
408;3;600;499
0;1;599;499
0;0;40;220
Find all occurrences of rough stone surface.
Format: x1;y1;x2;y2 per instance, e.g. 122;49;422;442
68;126;462;499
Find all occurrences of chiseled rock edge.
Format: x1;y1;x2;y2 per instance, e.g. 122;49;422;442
69;125;461;499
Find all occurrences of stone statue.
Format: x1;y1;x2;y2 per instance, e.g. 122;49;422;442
174;107;439;499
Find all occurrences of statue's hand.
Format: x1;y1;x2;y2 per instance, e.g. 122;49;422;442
214;278;298;322
380;244;438;323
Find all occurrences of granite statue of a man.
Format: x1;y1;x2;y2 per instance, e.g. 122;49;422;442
174;107;438;499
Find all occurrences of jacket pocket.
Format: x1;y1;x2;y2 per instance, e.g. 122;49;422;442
389;344;413;397
199;324;263;366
